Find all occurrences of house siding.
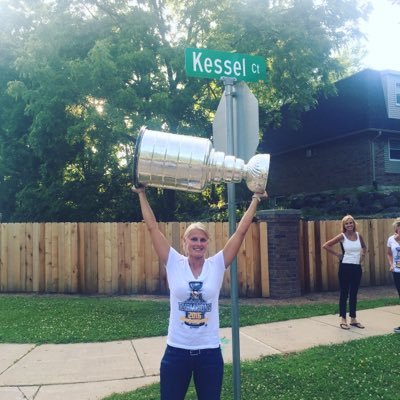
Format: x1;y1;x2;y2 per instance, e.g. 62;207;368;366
268;135;372;197
381;72;400;119
383;136;400;175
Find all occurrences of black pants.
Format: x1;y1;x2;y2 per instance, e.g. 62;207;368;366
338;263;362;319
393;272;400;297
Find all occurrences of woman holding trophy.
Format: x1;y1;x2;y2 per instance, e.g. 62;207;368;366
132;126;269;399
132;186;267;400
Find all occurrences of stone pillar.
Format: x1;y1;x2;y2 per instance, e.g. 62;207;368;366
256;209;302;298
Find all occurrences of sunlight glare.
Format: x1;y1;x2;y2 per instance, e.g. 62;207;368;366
361;0;400;71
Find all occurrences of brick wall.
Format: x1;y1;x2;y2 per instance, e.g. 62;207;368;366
268;135;372;196
256;209;301;298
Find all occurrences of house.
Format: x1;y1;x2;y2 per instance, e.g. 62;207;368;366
260;69;400;198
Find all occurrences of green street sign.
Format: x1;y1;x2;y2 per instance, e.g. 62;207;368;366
185;48;267;82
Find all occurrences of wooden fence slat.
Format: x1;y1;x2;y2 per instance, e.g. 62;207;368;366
104;223;112;294
221;222;230;297
371;219;382;285
382;219;394;284
70;223;79;293
143;221;152;293
252;223;262;297
44;223;53;292
37;223;46;292
97;223;106;294
245;224;257;297
236;221;247;297
319;221;329;291
298;221;306;293
150;222;159;294
158;223;168;294
83;223;90;293
12;224;21;291
90;223;98;293
117;223;124;293
326;220;341;291
0;224;7;291
134;222;145;294
207;222;216;257
58;223;65;292
123;223;132;293
307;221;316;292
32;223;39;292
25;223;33;292
19;224;27;292
63;223;72;293
357;220;370;286
51;223;59;292
259;221;269;297
111;223;119;294
77;223;85;293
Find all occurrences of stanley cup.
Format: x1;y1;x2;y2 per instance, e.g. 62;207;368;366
133;127;270;193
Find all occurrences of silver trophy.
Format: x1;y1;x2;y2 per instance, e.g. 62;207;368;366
133;127;270;193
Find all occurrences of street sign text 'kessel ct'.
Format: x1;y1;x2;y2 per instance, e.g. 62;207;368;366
185;48;267;82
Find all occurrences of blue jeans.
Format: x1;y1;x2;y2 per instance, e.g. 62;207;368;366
160;345;224;400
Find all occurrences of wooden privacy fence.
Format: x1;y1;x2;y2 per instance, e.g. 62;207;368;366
0;218;395;297
0;222;267;297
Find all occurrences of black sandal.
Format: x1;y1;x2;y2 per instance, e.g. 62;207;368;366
350;322;365;329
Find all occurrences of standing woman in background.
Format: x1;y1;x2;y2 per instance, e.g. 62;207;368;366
386;217;400;333
323;215;367;330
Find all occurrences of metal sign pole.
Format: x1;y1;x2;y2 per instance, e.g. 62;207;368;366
221;77;241;400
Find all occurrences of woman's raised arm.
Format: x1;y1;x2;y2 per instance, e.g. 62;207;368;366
222;191;268;268
132;187;170;265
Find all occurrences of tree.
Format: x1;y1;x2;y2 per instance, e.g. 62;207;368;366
0;0;370;222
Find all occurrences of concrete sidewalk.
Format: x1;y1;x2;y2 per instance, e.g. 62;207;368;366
1;305;399;400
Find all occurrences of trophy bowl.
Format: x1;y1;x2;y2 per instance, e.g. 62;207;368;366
133;127;269;193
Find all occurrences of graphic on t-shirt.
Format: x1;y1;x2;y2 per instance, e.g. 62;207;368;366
395;247;400;268
178;281;212;328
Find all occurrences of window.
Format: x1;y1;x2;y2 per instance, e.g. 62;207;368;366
389;139;400;160
396;83;400;106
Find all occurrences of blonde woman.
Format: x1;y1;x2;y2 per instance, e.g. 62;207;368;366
132;186;267;400
323;215;367;330
386;217;400;333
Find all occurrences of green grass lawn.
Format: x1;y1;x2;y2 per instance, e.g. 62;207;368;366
104;335;400;400
0;294;398;343
0;294;399;399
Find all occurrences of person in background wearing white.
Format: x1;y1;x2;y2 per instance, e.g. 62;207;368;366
132;185;268;400
386;217;400;333
323;215;367;330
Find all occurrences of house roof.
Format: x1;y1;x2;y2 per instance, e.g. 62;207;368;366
261;68;400;155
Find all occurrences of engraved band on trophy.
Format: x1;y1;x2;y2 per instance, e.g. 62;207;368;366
133;127;270;193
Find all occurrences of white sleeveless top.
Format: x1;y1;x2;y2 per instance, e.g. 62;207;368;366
341;232;362;264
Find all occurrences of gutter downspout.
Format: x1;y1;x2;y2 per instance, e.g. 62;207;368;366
371;130;382;190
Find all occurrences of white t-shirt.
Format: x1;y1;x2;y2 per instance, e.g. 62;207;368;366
165;247;225;350
387;235;400;273
341;232;362;264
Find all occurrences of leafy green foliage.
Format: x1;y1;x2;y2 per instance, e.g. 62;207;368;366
0;0;370;222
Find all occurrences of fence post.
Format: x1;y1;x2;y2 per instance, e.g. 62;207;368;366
256;209;302;298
